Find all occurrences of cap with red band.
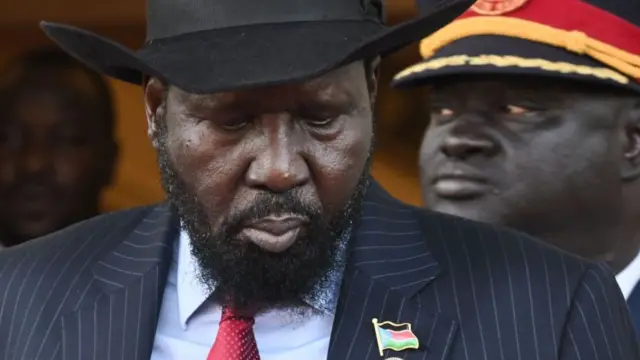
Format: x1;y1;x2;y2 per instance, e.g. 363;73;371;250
392;0;640;93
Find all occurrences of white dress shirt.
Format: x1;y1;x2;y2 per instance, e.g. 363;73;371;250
616;250;640;300
151;229;348;360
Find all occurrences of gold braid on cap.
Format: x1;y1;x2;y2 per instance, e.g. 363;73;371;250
395;17;640;85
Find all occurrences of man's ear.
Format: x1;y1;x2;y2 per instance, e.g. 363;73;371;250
621;99;640;181
366;56;381;108
144;77;166;149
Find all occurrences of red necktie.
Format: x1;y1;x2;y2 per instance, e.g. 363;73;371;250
207;307;260;360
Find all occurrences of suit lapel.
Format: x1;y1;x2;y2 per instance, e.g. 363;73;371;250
59;204;177;360
627;283;640;334
328;182;458;360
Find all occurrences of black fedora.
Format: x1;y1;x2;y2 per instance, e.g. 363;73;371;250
40;0;473;94
392;0;640;95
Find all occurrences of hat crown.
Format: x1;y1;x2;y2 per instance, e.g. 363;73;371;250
583;0;640;27
146;0;384;40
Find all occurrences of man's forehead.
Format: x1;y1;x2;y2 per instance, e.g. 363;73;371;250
1;68;104;114
1;86;102;129
6;92;92;126
2;65;98;93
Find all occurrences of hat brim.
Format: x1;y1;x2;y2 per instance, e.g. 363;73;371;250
392;35;640;94
40;0;473;94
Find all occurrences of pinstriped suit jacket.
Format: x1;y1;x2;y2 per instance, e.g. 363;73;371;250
0;181;638;360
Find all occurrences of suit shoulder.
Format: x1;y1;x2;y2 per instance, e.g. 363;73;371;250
413;208;593;290
0;204;160;287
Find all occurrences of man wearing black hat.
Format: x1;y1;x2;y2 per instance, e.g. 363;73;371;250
394;0;640;336
0;0;637;359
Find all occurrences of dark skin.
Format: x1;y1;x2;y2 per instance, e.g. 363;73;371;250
144;61;378;309
0;72;117;246
420;77;640;268
146;62;375;240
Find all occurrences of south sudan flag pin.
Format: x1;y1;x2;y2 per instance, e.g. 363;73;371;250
371;318;420;356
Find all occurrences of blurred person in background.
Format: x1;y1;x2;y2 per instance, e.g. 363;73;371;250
393;0;640;331
0;47;118;248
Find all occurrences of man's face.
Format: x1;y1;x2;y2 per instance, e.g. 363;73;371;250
420;77;625;257
147;62;375;310
0;78;115;246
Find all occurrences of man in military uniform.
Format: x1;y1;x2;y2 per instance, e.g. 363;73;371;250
393;0;640;330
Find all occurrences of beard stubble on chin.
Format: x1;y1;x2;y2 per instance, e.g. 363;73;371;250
156;123;372;313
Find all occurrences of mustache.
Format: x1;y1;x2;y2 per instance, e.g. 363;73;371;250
2;175;58;195
225;191;323;230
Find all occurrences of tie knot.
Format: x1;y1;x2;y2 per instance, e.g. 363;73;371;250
221;306;256;324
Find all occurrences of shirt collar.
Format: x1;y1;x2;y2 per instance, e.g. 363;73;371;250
616;249;640;300
176;230;210;328
176;226;350;328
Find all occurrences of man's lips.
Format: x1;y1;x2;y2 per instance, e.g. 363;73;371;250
9;186;57;212
431;171;490;200
240;215;308;253
246;216;306;235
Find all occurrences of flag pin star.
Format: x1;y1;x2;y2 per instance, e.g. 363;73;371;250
372;318;420;356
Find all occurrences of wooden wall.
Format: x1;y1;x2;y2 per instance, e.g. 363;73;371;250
0;1;429;210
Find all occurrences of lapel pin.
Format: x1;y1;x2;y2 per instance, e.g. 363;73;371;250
372;318;420;356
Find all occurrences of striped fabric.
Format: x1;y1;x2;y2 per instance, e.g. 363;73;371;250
628;284;640;334
0;180;637;360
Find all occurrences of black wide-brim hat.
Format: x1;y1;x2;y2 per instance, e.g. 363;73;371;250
40;0;474;94
392;0;640;95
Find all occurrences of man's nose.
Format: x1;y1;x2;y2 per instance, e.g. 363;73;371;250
245;118;310;193
439;121;498;160
17;144;52;175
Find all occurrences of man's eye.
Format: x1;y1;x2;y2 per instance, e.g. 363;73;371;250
218;116;252;131
437;108;454;116
221;121;248;131
505;104;532;115
306;117;335;127
430;107;454;119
